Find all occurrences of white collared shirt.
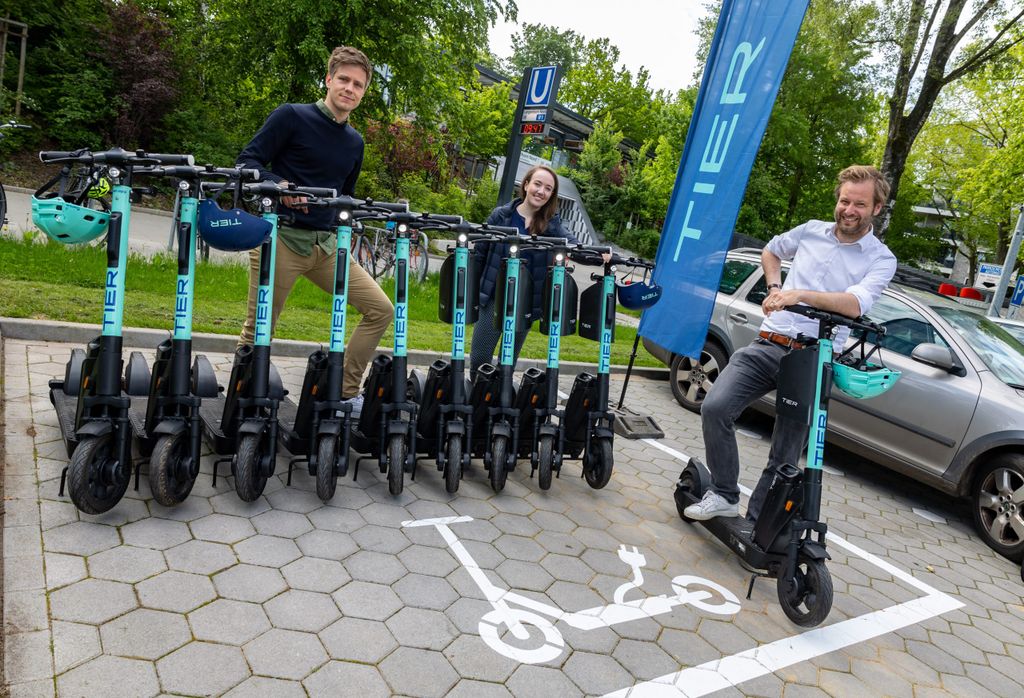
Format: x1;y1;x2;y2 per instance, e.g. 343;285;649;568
761;220;896;347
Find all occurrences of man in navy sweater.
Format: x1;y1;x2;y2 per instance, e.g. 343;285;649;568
237;46;392;415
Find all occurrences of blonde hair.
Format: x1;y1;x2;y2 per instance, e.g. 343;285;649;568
835;165;890;207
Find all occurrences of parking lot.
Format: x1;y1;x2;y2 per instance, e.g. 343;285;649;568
4;335;1024;697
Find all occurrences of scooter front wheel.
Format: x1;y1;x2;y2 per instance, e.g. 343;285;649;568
315;434;339;502
537;435;554;491
489;435;508;492
444;437;462;494
234;432;269;502
149;431;195;507
777;556;833;627
387;434;406;496
583;437;613;489
67;433;130;514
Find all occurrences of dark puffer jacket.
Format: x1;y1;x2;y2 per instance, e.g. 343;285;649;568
475;199;578;319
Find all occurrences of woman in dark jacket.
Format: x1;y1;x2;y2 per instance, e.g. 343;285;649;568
470;164;577;374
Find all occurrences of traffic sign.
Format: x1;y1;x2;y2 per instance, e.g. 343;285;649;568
1012;277;1024;307
524;66;557;108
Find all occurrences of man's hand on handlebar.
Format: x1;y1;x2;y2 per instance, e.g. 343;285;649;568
763;287;802;316
278;180;308;213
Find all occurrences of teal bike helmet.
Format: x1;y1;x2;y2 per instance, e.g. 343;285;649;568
31;169;110;244
832;357;900;399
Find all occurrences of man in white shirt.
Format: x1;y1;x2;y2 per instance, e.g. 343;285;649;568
685;165;897;521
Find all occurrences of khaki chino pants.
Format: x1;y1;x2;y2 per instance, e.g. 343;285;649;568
239;242;393;398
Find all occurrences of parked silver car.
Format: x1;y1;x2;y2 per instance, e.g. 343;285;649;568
645;248;1024;560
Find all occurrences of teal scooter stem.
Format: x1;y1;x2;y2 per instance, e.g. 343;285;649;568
42;148;194;514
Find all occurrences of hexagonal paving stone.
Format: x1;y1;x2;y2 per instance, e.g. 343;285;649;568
43;521;119;556
443;634;519;683
507;664;583;698
190;513;256;544
344;550;407;585
307;506;365;533
88;545;167;583
281;557;349;593
266;487;325;514
157;641;250;696
147;495;213;522
99;608;190;660
224;676;307;697
379;646;458;697
44;552;87;590
303;661;389;697
295;529;359;560
188;598;271;645
385;607;459;650
137;570;216;613
447;679;515;697
50;579;137;624
494;534;547;562
234;534;302;567
332;581;403;621
264;589;341;632
209;490;271;517
165;539;237;575
252;509;314;538
352;524;411;554
398;544;460;577
120;517;192;550
51;621;100;676
563;651;633;695
214;564;288;603
495;559;555;593
392;573;460;611
244;628;328;680
319;617;398;663
57;655;159;698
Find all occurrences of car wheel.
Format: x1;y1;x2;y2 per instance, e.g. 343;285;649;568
971;453;1024;562
670;341;728;414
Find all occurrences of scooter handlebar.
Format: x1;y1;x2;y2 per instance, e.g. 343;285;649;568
39;148;194;167
784;304;885;335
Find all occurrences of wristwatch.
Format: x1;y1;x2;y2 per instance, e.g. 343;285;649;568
768;283;782;290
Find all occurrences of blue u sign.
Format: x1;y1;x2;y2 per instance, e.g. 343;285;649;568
525;66;557;108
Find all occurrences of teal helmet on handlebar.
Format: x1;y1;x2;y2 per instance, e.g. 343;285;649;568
31;194;110;244
196;199;272;251
831;359;900;399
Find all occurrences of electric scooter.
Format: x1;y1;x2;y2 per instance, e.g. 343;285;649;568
673;304;899;627
277;196;406;502
123;165;258;506
35;147;194;514
351;211;460;495
562;251;655;489
415;222;519;492
196;180;336;502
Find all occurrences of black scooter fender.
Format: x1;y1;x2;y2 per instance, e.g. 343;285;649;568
798;539;831;561
151;419;188;438
538;423;558;439
316;419;343;438
76;420;114;439
237;419;267;437
490;421;513;440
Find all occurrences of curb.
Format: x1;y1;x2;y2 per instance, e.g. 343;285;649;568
0;317;669;380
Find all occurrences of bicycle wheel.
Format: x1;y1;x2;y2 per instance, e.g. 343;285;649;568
353;234;376;277
373;230;393;278
410;240;429;282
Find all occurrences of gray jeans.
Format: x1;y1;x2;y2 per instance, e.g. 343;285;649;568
470;300;531;375
701;339;808;519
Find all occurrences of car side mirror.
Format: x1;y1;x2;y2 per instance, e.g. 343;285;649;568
911;343;966;376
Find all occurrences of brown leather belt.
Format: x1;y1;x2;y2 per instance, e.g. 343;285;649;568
758;330;805;350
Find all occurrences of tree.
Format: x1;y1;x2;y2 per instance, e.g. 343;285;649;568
874;0;1024;238
504;23;583;77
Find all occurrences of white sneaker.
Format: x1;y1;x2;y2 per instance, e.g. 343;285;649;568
684;489;739;521
341;393;364;417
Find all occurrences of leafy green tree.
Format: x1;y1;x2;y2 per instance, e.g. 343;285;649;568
504;23;583;77
443;81;514;159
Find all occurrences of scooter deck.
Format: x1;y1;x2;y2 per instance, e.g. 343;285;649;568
48;380;79;457
126;398;152;455
198;397;235;455
674;486;772;573
275;399;303;455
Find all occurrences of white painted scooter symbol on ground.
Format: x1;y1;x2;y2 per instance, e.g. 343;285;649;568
403;516;742;664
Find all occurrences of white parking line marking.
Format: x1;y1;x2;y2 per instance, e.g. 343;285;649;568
912;507;947;524
613;436;965;697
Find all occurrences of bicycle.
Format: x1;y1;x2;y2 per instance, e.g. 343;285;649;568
363;220;430;282
350;227;375;275
0;120;32;226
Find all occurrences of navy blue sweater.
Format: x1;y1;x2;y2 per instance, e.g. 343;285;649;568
237;102;363;230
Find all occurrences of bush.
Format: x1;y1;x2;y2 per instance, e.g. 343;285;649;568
618;227;661;259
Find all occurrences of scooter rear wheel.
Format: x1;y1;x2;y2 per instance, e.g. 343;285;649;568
149;431;195;507
67;433;130;514
777;556;833;627
234;432;269;502
315;435;338;502
388;435;406;496
537;435;554;490
444;438;462;494
490;435;508;492
583;437;613;489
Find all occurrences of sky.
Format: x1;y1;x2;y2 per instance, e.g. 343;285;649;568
487;0;711;94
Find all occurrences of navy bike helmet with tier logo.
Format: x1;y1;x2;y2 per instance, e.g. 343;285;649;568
616;276;662;310
196;199;272;251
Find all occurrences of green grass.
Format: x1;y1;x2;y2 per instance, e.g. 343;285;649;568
0;236;662;367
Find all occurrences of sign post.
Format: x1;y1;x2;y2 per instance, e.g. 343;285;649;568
987;204;1024;317
498;65;561;205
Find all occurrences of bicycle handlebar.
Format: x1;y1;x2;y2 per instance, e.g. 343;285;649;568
784;304;886;335
136;165;261;182
241;181;336;199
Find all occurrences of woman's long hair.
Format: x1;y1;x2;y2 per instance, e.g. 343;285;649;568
520;165;560;236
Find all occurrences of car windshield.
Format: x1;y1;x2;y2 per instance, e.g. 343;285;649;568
933;307;1024;388
995;321;1024;345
